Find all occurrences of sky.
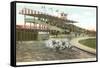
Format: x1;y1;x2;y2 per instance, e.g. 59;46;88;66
16;3;96;31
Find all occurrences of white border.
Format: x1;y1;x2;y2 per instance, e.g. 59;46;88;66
16;58;96;65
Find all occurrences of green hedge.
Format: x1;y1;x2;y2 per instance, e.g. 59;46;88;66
16;30;38;41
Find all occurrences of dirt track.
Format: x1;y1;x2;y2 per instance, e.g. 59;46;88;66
16;41;96;62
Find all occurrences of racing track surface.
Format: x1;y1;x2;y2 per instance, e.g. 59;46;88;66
16;41;96;62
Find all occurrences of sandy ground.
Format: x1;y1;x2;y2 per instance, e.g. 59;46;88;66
16;41;96;62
